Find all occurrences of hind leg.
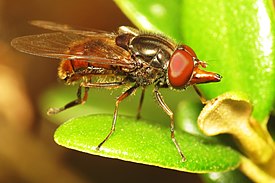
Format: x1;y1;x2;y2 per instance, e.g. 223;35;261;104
47;86;89;115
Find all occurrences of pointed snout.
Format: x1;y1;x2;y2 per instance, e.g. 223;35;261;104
189;67;222;85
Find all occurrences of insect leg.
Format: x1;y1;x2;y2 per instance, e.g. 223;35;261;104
97;85;139;150
154;87;186;162
136;87;145;120
192;85;207;104
47;86;89;115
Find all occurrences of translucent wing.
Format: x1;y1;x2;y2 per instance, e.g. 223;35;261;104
11;31;134;68
30;20;109;36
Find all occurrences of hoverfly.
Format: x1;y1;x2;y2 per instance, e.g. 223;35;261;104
11;21;221;161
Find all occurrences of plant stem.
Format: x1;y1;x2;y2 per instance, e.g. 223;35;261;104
239;157;275;183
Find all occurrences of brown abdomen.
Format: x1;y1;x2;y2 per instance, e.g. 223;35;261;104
58;37;128;84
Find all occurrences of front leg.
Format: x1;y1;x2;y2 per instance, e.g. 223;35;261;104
154;87;186;162
192;85;207;104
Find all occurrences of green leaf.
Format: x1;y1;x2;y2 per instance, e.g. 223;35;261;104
115;0;275;123
114;0;182;41
54;114;240;172
181;0;275;123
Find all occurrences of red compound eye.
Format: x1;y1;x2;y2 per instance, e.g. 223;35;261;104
168;49;194;89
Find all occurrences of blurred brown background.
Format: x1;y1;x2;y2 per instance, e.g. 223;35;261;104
0;0;202;182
